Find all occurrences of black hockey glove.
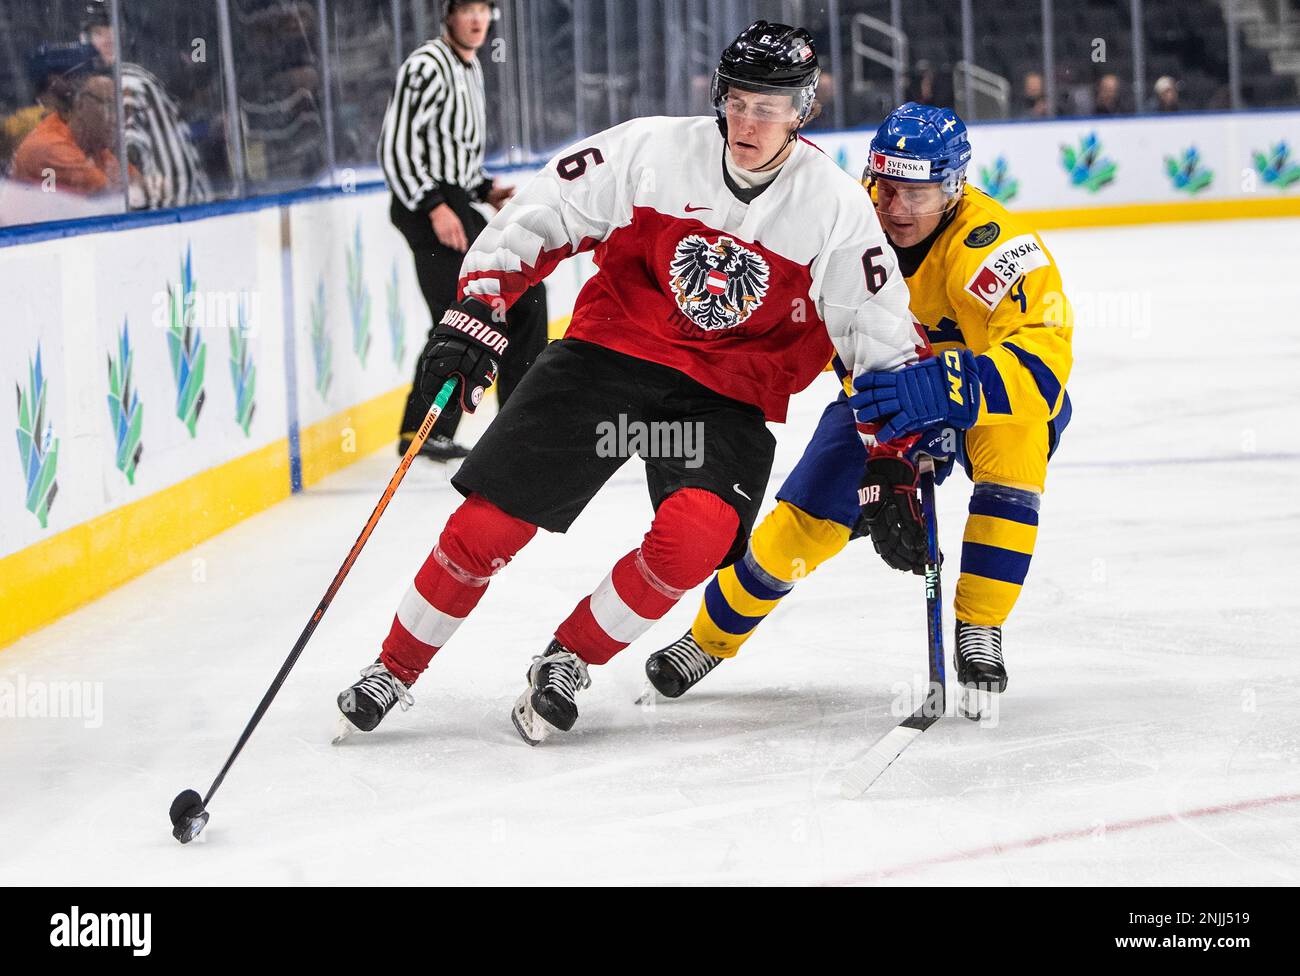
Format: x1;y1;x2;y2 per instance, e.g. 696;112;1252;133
851;455;927;575
417;297;508;413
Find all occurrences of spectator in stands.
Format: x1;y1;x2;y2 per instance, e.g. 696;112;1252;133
4;43;111;172
907;61;936;104
1094;73;1124;114
2;43;79;171
807;71;837;129
1;107;42;175
1154;75;1180;112
227;0;326;185
1019;71;1050;117
80;1;212;208
11;59;139;198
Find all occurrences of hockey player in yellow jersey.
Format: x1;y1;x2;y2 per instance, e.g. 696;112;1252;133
644;103;1073;716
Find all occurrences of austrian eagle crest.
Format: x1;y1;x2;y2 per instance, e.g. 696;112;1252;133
668;234;770;332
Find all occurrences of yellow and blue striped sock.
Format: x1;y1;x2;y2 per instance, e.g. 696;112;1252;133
954;482;1040;627
692;502;849;657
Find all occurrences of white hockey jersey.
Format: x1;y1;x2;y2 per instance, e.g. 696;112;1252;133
459;115;922;423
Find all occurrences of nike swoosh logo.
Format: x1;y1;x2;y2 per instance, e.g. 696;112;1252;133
685;204;711;213
733;483;751;500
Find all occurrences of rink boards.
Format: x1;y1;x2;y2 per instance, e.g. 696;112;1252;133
0;195;426;645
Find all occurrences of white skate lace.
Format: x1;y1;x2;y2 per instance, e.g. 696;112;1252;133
958;624;1003;670
356;662;414;712
535;650;591;702
662;633;722;683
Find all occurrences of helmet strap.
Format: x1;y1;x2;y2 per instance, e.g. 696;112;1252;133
747;114;806;171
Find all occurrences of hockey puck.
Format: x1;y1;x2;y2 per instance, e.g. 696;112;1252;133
169;788;209;844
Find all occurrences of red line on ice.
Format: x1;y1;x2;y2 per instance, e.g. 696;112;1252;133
825;791;1300;885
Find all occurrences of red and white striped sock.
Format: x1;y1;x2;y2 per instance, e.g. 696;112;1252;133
555;488;739;665
381;494;537;684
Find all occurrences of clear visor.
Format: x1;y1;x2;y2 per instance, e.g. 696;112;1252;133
866;174;962;219
713;72;815;123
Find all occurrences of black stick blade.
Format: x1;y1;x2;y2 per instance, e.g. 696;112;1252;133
170;788;209;844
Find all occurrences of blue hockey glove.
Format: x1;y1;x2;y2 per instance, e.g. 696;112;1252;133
849;349;982;444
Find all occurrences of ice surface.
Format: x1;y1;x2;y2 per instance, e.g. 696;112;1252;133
2;219;1298;885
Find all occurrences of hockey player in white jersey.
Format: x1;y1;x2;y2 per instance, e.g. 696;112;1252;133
335;21;930;745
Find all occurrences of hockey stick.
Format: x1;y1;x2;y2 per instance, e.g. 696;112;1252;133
839;455;945;798
169;378;459;843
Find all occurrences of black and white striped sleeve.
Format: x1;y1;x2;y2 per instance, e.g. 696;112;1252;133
121;63;212;209
378;49;450;214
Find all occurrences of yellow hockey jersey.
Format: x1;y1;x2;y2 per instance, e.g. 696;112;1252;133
903;185;1073;427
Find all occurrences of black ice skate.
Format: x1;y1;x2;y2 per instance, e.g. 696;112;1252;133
399;433;471;462
954;621;1007;721
644;631;724;699
511;640;591;745
334;659;414;742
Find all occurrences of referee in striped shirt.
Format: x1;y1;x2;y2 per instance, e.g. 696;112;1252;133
381;0;547;462
81;1;212;209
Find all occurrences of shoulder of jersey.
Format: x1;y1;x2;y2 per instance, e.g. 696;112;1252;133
591;116;708;165
120;62;161;84
605;115;716;153
628;115;716;137
410;39;445;60
794;137;860;182
404;41;452;77
944;186;1054;309
945;187;1038;252
789;142;873;213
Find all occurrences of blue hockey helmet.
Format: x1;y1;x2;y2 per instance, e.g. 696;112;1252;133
866;102;972;198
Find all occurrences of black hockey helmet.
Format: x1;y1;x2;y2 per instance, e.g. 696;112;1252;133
444;0;499;21
712;21;820;133
80;0;109;31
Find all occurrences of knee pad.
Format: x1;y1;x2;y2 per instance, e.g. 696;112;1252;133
641;488;740;591
439;493;538;580
749;501;850;582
